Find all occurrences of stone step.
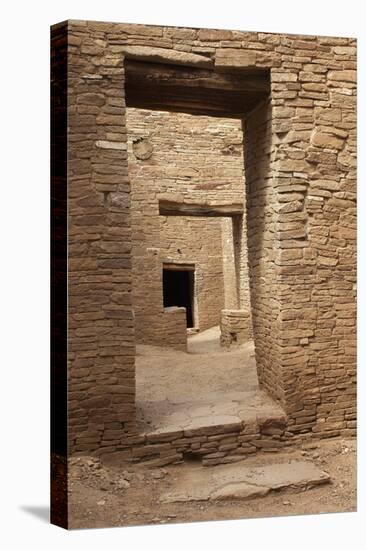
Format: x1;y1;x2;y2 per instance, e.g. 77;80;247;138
134;396;289;466
160;461;330;503
140;407;287;443
138;396;286;439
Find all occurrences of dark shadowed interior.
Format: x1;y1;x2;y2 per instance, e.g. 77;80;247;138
163;268;195;328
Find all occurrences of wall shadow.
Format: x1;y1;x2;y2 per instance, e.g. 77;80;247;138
20;505;50;523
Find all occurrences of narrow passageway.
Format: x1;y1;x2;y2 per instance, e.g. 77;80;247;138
136;326;284;435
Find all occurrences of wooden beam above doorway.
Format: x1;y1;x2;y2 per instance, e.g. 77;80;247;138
125;60;270;118
159;198;244;217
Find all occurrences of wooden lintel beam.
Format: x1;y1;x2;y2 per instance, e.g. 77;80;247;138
159;200;244;217
125;60;269;117
125;60;270;94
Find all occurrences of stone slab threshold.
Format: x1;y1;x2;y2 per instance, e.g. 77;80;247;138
138;394;287;438
133;396;290;467
160;461;330;503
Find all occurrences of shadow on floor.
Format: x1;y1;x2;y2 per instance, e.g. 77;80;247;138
20;505;49;523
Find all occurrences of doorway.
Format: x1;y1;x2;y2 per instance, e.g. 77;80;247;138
163;266;195;328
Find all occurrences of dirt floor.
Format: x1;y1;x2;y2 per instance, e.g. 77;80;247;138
68;328;356;529
68;438;356;529
136;326;259;402
136;327;284;434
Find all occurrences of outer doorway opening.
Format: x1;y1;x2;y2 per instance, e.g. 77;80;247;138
125;57;283;452
163;265;195;328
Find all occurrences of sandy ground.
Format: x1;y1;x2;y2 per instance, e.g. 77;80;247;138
136;326;259;404
68;327;356;529
68;438;356;529
136;327;283;433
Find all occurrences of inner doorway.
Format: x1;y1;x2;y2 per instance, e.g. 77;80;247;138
163;265;195;328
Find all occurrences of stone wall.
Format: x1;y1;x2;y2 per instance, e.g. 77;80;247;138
60;20;357;455
66;22;137;455
245;99;284;403
51;22;68;528
160;216;225;332
220;309;252;347
221;218;239;309
269;49;357;438
126;107;247;341
160;307;187;351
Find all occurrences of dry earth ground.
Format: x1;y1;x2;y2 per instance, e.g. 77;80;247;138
68;438;356;529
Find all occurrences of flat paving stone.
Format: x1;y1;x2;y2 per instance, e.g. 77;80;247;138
160;461;330;503
138;397;285;440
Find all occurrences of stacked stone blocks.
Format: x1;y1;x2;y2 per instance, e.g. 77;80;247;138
220;309;253;347
107;412;289;467
59;20;356;456
127;108;247;347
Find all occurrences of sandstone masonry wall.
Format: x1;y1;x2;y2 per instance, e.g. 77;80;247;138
160;215;225;332
126;107;247;341
160;307;188;351
221;218;239;309
62;20;357;455
51;22;68;527
66;22;137;455
245;99;284;403
220;309;253;347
